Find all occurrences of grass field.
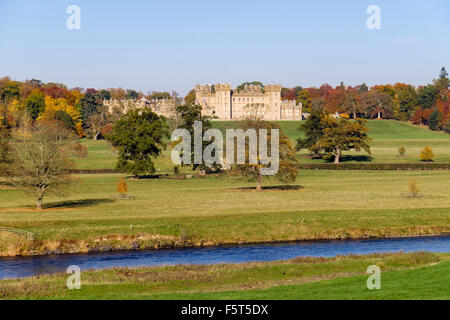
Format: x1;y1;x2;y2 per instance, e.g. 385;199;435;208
0;169;449;256
0;252;448;300
73;120;450;170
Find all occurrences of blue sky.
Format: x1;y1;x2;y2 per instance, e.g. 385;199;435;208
0;0;448;95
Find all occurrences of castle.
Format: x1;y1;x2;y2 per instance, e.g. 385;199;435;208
195;84;302;121
104;83;302;121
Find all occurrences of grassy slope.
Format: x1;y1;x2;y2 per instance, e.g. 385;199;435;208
0;170;449;255
73;120;450;170
0;252;447;300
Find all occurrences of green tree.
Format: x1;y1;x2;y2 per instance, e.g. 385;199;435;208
314;117;371;163
428;109;442;131
54;110;75;130
125;89;139;100
296;110;326;156
24;89;46;120
80;91;101;126
0;123;14;176
417;85;437;109
109;109;168;177
358;83;369;93
433;67;449;101
174;104;219;172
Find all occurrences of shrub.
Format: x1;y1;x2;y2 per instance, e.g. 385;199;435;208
420;146;434;162
117;178;128;195
408;179;420;198
398;146;406;157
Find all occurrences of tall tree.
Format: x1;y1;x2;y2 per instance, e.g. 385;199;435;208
174;104;218;172
109;109;168;177
230;119;298;191
11;121;77;209
296;89;312;112
362;90;393;119
314;117;371;163
0;122;14;176
24;89;45;120
417;85;437;110
296;109;326;156
80;90;102;126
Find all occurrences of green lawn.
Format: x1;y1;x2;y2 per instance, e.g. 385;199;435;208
0;170;449;256
1;252;447;300
73;120;450;170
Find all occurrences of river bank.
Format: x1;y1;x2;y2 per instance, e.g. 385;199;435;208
1;227;449;258
1;251;448;299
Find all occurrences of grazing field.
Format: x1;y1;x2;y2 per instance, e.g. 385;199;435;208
0;170;449;256
0;252;447;300
73;120;450;170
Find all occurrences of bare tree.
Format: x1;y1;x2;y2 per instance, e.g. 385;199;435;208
11;121;78;209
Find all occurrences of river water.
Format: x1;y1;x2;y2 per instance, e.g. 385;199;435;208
0;236;449;280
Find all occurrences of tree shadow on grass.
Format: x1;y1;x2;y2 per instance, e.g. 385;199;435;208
229;185;304;192
44;198;115;209
337;155;373;162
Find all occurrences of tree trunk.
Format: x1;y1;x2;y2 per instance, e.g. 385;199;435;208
334;149;341;164
353;112;356;119
256;173;262;192
94;130;100;140
377;112;381;119
36;197;43;210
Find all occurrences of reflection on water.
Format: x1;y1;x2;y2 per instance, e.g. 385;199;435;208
0;236;449;280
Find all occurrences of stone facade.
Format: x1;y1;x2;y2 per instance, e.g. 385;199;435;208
104;98;176;118
195;83;302;120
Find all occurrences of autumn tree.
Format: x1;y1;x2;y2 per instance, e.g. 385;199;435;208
314;117;371;163
11;121;78;209
361;90;393;119
230;118;298;191
0;79;20;124
184;89;196;105
87;105;111;140
296;89;312;112
420;146;434;162
108;109;168;177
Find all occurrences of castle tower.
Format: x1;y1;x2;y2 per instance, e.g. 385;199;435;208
265;84;282;120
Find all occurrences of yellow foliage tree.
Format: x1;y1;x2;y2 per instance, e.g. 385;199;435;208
41;96;84;137
420;146;434;162
117;177;128;195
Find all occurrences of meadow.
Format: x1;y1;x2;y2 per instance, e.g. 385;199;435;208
0;119;449;300
0;252;448;300
73;120;450;170
0;169;449;256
